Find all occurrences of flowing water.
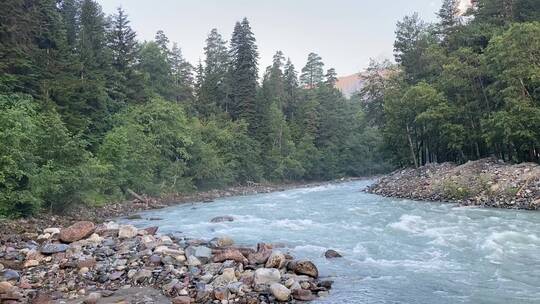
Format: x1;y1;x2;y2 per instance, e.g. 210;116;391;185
120;180;540;304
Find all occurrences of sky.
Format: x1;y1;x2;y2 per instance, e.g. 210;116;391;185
97;0;446;77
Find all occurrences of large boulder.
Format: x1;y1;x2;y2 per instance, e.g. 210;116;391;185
288;260;318;278
209;236;234;248
59;221;95;243
248;243;272;265
269;283;291;302
0;269;20;282
253;268;280;286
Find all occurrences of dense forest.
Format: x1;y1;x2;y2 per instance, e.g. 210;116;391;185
359;0;540;167
0;0;387;216
0;0;539;217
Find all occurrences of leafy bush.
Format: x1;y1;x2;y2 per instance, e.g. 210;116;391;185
0;94;96;216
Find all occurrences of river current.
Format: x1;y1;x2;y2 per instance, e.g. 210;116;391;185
120;180;540;303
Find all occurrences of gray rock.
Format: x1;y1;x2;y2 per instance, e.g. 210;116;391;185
133;269;152;283
253;268;280;285
39;243;70;254
0;269;20;282
210;216;234;223
324;249;342;258
118;225;138;239
269;283;291;301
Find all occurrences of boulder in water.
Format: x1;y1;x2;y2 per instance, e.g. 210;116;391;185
210;216;234;223
324;249;342;258
288;260;318;278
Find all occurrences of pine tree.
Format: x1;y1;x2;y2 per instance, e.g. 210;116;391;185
198;28;229;116
59;0;80;50
300;52;324;88
155;30;170;55
109;7;142;104
324;68;338;87
283;58;299;120
438;0;461;31
170;42;193;103
228;18;259;128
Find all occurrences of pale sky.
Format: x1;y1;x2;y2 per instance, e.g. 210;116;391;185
97;0;445;76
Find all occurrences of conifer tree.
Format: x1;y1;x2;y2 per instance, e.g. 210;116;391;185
300;52;324;88
228;18;259;128
198;29;229;116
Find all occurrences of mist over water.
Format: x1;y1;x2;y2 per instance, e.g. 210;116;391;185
121;181;540;303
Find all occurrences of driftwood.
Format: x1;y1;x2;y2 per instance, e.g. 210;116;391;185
126;188;146;203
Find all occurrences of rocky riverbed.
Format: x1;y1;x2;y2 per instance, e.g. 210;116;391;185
366;158;540;209
0;220;333;303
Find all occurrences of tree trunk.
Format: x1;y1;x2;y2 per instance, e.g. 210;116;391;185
406;123;419;168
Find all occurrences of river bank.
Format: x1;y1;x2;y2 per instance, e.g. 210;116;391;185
0;178;361;237
366;158;540;210
0;220;334;303
0;180;359;303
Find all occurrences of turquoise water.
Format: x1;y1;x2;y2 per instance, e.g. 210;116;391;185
120;180;540;303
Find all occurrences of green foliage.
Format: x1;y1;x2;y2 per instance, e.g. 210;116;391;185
0;5;395;217
0;94;96;216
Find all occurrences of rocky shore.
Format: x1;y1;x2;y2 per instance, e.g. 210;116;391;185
366;158;540;210
0;220;333;303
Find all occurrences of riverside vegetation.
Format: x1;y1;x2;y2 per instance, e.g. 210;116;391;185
1;0;540;303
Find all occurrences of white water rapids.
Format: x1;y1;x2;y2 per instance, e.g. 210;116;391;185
120;180;540;303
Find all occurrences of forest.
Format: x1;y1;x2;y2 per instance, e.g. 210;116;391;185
0;0;539;217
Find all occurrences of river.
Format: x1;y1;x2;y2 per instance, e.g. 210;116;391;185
120;180;540;303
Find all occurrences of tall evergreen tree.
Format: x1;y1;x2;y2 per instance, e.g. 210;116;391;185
170;42;194;103
300;52;324;88
283;58;299;120
198;29;229;116
324;68;338;87
228;18;259;128
154;30;170;54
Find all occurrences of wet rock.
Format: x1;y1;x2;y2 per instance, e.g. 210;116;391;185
324;249;342;258
292;289;316;301
288;260;318;278
209;236;234;248
118;225;138;239
210;216;234;223
248;243;272;264
39;243;69;254
59;221;95;243
0;264;3;271
213;249;248;264
318;280;334;289
124;214;142;220
144;226;159;236
265;251;286;268
0;269;19;282
270;283;291;301
253;268;280;285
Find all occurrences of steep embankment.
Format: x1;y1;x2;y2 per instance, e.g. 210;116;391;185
367;158;540;210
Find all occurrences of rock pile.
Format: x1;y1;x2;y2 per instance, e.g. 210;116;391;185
0;221;332;303
366;158;540;210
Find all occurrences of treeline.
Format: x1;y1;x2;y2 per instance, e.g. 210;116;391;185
359;0;540;167
0;0;388;216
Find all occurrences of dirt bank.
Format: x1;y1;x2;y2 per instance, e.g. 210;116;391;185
366;158;540;210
